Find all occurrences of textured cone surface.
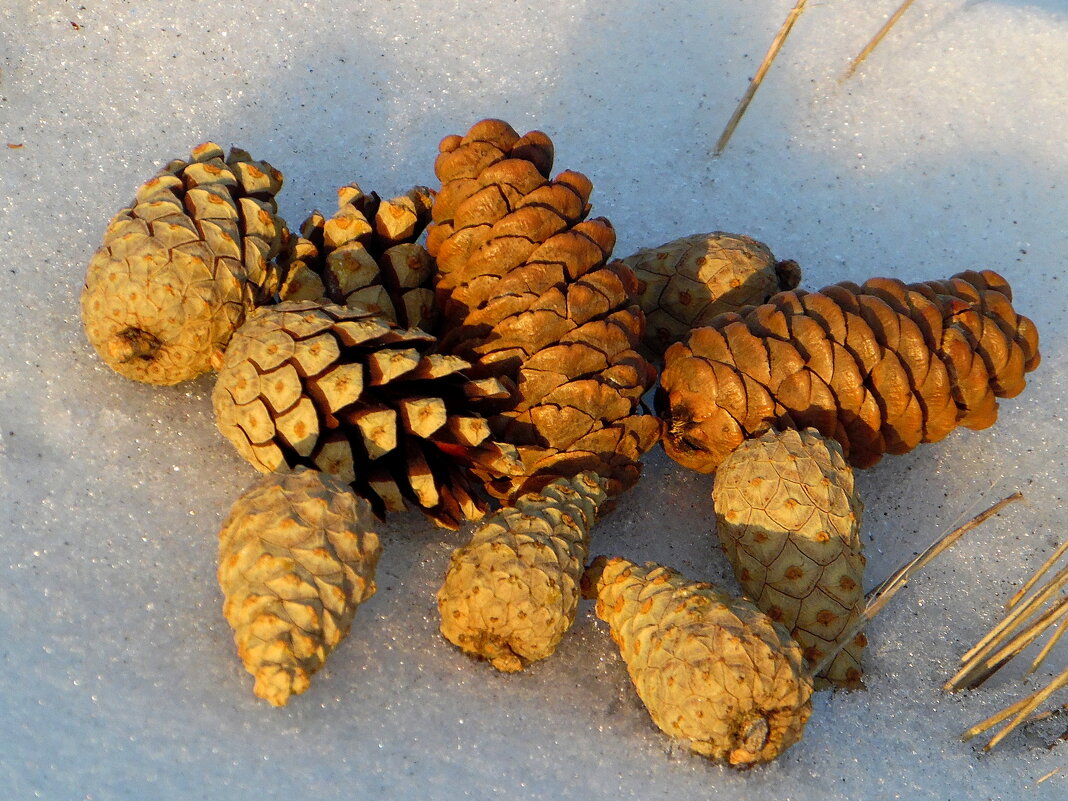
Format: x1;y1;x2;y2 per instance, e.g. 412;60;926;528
218;467;381;706
621;232;801;362
658;269;1041;473
82;142;289;385
584;556;812;766
437;472;607;672
212;300;524;528
279;184;437;331
425;119;661;501
713;428;866;689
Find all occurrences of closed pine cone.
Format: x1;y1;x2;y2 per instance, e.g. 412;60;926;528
437;472;607;672
218;467;381;706
658;270;1040;473
425;119;662;501
620;232;801;362
713;427;866;689
582;556;813;766
81;143;289;385
212;300;524;528
279;184;437;331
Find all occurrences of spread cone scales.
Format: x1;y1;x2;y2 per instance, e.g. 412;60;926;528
713;428;866;689
437;472;607;672
620;232;801;361
658;270;1040;473
279;184;437;331
212;300;524;528
582;556;812;766
218;467;381;706
425;119;661;501
82;142;289;385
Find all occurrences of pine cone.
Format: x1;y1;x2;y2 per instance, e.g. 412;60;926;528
437;472;607;672
426;119;662;501
82;142;289;385
279;184;437;331
212;300;524;528
620;232;801;362
218;467;381;706
658;269;1040;473
713;427;866;689
582;556;813;766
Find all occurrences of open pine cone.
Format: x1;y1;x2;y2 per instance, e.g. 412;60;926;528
425;119;662;501
212;300;524;528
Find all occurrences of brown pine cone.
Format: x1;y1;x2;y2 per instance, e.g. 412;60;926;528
620;232;801;362
279;184;436;331
212;300;523;528
425;119;662;501
658;269;1040;473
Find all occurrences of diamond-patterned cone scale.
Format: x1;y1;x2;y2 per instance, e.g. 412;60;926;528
81;142;289;385
582;556;813;766
218;468;381;706
426;119;661;501
437;472;607;672
279;184;437;331
620;232;801;362
658;269;1040;473
713;428;866;689
212;300;524;528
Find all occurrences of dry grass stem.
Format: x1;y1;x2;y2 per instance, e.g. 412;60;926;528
843;0;917;79
959;561;1068;665
982;667;1068;752
1029;615;1068;676
714;0;811;156
810;493;1021;678
946;596;1068;692
1007;537;1068;610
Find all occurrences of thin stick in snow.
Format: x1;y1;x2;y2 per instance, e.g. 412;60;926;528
843;0;917;79
714;0;810;156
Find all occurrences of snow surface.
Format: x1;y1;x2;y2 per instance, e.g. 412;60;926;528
2;1;1067;798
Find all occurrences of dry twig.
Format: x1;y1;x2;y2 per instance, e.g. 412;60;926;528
843;0;917;79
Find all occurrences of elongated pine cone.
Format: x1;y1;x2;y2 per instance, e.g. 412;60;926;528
582;556;812;766
82;142;289;385
437;472;607;672
713;428;866;689
212;300;524;528
620;232;801;361
425;119;662;501
279;184;437;331
218;467;381;706
658;269;1040;473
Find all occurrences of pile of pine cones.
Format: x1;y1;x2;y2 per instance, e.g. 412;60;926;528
80;119;1041;767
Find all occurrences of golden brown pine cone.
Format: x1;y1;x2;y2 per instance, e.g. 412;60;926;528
582;556;813;766
658;269;1040;473
279;184;436;331
81;143;289;385
212;300;524;528
218;467;381;706
437;472;607;672
425;119;662;501
620;232;801;362
713;427;866;689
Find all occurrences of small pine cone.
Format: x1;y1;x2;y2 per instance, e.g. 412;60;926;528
437;472;607;672
82;143;289;385
620;232;801;362
217;467;381;706
713;428;866;689
658;269;1041;473
582;556;813;766
426;119;662;500
279;184;437;331
212;300;524;528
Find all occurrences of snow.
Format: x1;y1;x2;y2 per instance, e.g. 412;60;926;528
2;1;1066;798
